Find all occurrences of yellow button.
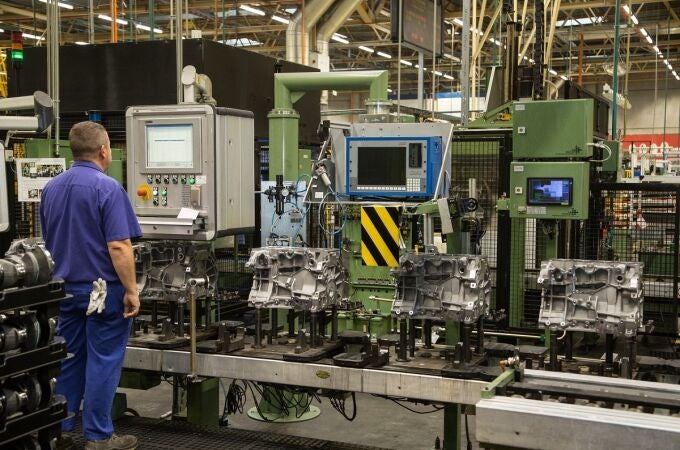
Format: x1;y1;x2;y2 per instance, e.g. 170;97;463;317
137;184;152;200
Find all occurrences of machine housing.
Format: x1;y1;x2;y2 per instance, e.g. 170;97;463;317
126;104;255;240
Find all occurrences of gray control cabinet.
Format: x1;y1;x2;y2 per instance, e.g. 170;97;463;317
126;104;255;240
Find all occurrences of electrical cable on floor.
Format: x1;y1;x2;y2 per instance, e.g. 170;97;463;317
327;391;357;421
465;414;472;450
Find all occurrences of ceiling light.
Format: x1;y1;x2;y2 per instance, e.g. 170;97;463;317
271;15;290;25
549;69;558;76
75;41;88;45
0;28;4;33
523;56;529;60
560;75;568;81
645;35;653;44
239;5;265;16
434;70;443;76
653;45;660;53
331;33;349;44
556;17;603;27
453;18;463;26
443;74;454;80
358;45;374;53
135;23;163;33
673;71;678;77
631;15;639;25
98;14;128;25
377;51;392;59
23;33;44;41
622;5;631;14
640;28;648;37
529;58;535;63
334;32;347;39
400;59;412;66
387;87;393;93
39;0;74;10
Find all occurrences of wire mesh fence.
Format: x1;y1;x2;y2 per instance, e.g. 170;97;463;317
450;131;509;309
581;184;680;335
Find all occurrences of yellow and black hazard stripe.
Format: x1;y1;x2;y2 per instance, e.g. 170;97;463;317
360;205;401;267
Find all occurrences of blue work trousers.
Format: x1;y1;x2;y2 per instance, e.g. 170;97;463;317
57;282;131;441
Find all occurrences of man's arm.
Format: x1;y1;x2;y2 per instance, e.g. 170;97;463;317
107;239;140;318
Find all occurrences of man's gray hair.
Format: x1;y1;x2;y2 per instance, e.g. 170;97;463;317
69;121;108;160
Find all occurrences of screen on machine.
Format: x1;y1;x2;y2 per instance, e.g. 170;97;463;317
356;146;406;186
146;124;194;169
527;178;573;205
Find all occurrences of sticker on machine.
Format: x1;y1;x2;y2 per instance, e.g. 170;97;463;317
527;206;547;215
195;175;207;185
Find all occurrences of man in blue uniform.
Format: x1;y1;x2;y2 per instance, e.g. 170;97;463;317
41;121;142;450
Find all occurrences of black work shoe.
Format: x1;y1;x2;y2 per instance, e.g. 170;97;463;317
55;432;74;450
84;433;138;450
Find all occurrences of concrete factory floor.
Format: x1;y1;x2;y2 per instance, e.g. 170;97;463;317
116;382;479;450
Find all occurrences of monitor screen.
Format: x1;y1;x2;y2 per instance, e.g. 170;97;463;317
146;124;194;169
527;178;573;205
357;146;406;186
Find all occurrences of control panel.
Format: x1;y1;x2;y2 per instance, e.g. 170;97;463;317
509;161;589;220
126;104;255;240
345;136;442;197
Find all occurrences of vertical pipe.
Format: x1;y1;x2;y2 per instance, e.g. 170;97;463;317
461;0;471;124
397;0;402;117
431;0;437;119
418;52;424;110
476;315;484;355
331;305;338;341
253;308;263;348
408;319;416;357
176;0;183;103
287;309;296;337
150;0;155;41
268;309;278;345
611;0;622;139
673;189;680;336
397;318;408;361
189;289;197;377
88;0;95;43
578;34;583;84
461;323;472;363
605;333;614;365
111;0;118;43
565;331;573;360
423;319;433;349
549;329;558;371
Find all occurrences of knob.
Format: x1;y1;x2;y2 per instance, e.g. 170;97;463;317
136;184;152;200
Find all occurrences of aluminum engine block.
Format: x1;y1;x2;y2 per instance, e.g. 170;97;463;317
246;247;345;312
391;252;490;323
537;259;644;335
135;241;217;302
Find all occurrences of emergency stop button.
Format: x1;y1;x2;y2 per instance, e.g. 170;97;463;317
137;184;152;200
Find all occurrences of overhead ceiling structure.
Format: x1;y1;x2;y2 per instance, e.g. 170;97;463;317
0;0;678;96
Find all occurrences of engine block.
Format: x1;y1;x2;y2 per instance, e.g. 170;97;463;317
246;247;345;312
391;252;490;323
537;259;644;335
135;241;217;302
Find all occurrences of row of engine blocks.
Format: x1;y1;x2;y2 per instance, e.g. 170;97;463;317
246;246;645;336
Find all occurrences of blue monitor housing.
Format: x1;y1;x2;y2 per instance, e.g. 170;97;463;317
345;136;443;198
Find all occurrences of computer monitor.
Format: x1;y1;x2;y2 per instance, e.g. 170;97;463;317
145;124;194;169
527;178;573;206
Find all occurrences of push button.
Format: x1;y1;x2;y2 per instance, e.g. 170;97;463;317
136;184;152;200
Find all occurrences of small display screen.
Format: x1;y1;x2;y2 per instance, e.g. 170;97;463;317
146;124;194;169
527;178;573;205
357;146;406;186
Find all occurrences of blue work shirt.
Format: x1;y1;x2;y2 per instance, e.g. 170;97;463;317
40;160;142;283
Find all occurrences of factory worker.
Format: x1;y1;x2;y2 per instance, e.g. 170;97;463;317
40;121;141;450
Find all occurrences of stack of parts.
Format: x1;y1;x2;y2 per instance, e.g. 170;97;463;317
0;240;70;449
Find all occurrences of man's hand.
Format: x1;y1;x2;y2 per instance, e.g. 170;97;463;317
123;290;140;318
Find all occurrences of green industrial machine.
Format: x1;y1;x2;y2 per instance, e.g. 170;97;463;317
512;99;594;159
24;138;125;183
499;99;595;329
